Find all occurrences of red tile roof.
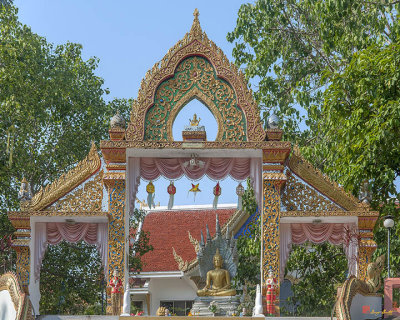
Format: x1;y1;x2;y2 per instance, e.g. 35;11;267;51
137;208;236;272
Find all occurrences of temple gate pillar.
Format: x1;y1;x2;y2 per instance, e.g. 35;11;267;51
8;214;31;293
104;172;126;315
14;244;30;291
358;216;378;280
261;171;286;286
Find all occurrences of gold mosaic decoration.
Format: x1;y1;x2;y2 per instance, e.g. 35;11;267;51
262;174;286;286
126;9;266;142
8;211;108;218
281;210;378;217
144;56;246;141
282;171;342;211
21;142;101;211
358;241;377;281
288;146;364;211
48;170;104;212
101;140;290;150
15;246;30;290
107;179;125;281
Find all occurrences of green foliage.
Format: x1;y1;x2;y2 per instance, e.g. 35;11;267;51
0;4;132;314
228;0;399;144
128;208;153;274
0;5;131;213
0;213;15;273
230;1;400;312
282;243;347;316
310;42;400;206
39;241;106;315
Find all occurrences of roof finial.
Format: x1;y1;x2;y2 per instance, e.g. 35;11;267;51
190;8;202;39
194;8;199;19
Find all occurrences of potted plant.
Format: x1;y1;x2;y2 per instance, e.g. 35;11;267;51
208;301;220;316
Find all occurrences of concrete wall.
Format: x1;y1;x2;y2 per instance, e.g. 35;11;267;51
147;277;197;315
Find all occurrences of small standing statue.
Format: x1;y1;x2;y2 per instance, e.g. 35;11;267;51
18;177;32;201
109;270;123;315
190;113;201;126
266;268;277;316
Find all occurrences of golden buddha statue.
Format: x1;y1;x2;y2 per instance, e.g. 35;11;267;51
197;249;236;296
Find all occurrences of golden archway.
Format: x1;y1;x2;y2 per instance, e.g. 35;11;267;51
126;10;266;142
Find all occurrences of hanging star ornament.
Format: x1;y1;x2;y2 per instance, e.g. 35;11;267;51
188;183;201;201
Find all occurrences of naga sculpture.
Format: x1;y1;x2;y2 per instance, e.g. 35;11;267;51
336;254;385;320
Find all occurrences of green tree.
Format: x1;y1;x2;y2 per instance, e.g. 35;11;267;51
229;0;400;312
283;243;347;316
39;242;106;315
227;0;399;144
318;41;400;276
0;4;132;313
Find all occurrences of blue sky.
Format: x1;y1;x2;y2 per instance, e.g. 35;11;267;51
14;1;251;206
14;1;247;102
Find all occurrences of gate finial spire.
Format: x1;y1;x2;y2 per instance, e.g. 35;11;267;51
190;8;202;38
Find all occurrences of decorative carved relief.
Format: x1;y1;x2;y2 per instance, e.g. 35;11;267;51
144;57;246;142
108;179;125;281
15;246;30;290
126;11;266;142
288;146;364;211
172;247;188;271
101;140;291;150
21;142;101;211
262;178;284;286
48;170;104;212
282;171;342;212
188;231;199;253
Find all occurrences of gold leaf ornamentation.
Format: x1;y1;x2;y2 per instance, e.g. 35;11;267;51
172;247;188;272
126;10;265;142
288;146;364;211
282;171;342;212
188;231;199;253
262;179;284;286
21;142;101;211
48;170;104;212
108;179;125;283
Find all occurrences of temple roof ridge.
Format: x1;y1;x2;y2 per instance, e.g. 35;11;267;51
288;145;369;212
20;142;101;211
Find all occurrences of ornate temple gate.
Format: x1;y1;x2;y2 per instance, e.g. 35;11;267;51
8;10;379;316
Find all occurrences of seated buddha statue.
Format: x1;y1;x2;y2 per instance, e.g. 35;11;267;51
197;249;236;296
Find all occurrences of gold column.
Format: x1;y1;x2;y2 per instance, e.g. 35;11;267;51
14;243;30;293
261;172;286;286
104;172;126;315
8;216;31;293
358;216;378;280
